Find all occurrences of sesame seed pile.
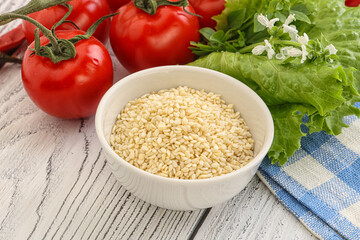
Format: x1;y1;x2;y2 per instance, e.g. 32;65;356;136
110;86;254;180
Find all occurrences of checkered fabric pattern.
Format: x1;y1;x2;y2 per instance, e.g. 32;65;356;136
258;103;360;240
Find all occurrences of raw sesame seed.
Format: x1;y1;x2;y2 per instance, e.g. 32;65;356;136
110;86;254;180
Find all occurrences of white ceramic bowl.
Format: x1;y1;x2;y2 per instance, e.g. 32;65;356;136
95;65;274;210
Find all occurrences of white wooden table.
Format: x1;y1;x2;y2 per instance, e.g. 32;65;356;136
0;1;317;239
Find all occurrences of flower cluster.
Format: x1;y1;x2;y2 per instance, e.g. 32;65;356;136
252;14;337;63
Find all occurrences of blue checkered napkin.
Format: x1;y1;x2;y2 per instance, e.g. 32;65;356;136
258;103;360;240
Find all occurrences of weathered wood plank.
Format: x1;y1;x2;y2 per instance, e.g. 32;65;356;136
193;176;317;240
0;0;27;33
0;61;204;240
0;1;205;235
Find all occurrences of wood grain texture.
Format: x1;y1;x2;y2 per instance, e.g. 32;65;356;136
193;177;318;240
0;0;26;33
0;2;204;237
0;1;317;239
0;61;205;240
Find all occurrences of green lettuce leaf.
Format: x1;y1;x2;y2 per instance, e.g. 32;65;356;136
214;0;312;45
290;0;360;133
189;52;347;113
302;0;360;70
190;0;360;165
214;0;264;31
268;104;313;165
189;52;359;164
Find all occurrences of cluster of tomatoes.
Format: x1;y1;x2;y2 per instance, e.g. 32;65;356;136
1;0;225;119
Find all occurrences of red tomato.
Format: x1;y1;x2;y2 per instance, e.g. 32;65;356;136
0;26;25;52
109;1;200;73
189;0;225;29
21;30;113;119
22;0;111;44
345;0;360;6
107;0;131;12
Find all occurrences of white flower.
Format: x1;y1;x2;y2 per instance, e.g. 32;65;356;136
276;47;290;60
284;14;296;26
282;14;299;41
276;46;308;63
325;44;337;63
283;24;298;41
279;47;292;54
252;45;266;55
284;46;302;57
325;44;338;55
252;40;275;59
276;53;286;60
276;47;290;59
257;14;279;29
301;45;308;63
276;47;302;60
297;33;309;45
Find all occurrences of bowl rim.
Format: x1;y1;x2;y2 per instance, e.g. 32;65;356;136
95;65;274;185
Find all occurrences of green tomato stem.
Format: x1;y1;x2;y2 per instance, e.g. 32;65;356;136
133;0;200;16
0;1;116;64
0;0;71;26
1;12;62;53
